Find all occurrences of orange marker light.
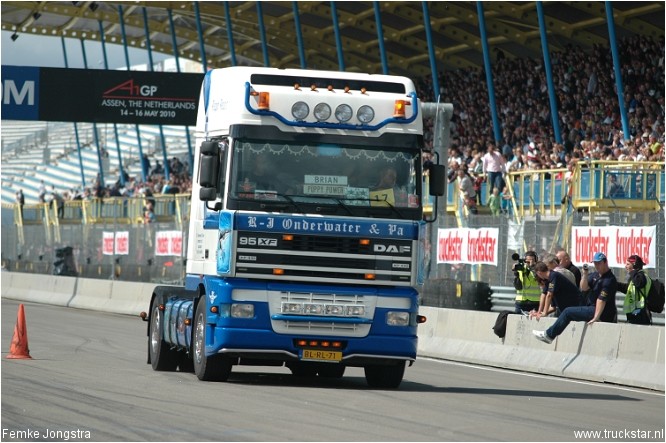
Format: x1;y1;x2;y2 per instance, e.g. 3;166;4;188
394;100;410;118
360;87;367;94
344;86;351;93
359;239;370;246
210;306;219;314
273;268;285;275
283;234;294;241
327;85;334;91
365;273;376;280
258;92;270;110
294;83;301;90
184;318;191;325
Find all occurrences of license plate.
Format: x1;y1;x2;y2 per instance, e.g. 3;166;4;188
301;349;342;362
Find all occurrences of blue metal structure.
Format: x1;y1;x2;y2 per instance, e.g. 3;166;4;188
421;1;440;101
476;2;501;144
330;2;345;71
374;2;389;75
293;2;307;69
256;2;270;67
224;2;238;67
605;1;631;140
536;1;562;144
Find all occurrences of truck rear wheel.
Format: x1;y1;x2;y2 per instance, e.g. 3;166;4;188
364;362;405;389
193;300;232;381
149;302;179;371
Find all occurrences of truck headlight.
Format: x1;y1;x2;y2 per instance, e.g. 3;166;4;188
303;303;324;315
291;101;309;120
231;303;254;318
335;104;353;123
314;103;331;121
386;311;410;326
357;105;375;123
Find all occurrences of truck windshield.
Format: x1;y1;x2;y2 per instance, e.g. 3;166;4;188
228;140;421;214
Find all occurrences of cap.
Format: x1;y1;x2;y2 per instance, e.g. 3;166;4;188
627;255;644;269
593;252;607;262
529;142;535;150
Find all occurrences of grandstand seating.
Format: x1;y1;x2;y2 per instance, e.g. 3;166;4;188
1;121;192;203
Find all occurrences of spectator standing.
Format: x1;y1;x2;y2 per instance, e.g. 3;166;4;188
487;187;501;216
141;154;151;180
533;252;617;344
481;144;506;197
617;255;651;325
513;251;540;314
556;250;582;287
457;168;477;214
15;189;25;219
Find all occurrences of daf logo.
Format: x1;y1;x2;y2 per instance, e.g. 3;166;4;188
373;244;411;254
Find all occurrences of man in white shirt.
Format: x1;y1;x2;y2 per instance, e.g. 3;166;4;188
481;144;506;198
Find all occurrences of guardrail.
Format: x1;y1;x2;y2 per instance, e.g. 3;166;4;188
490;285;664;326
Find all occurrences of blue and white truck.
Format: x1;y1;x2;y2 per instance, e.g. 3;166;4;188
144;67;446;388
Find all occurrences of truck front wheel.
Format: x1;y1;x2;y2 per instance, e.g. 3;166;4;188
149;302;179;371
364;362;405;389
193;300;232;381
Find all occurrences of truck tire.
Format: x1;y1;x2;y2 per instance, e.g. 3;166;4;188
149;302;179;371
364;362;405;389
193;300;232;381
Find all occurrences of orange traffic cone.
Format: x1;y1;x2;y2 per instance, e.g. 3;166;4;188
6;304;32;359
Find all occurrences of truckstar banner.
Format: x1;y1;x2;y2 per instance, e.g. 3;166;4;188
155;231;183;256
102;231;129;255
2;65;203;125
437;227;499;265
571;226;656;268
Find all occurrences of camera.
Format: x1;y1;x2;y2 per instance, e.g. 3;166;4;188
582;263;589;271
512;253;525;273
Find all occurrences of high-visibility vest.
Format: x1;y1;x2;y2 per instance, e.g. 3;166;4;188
623;272;651;313
515;269;541;302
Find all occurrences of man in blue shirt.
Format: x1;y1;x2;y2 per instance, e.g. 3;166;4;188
533;252;617;344
530;261;581;320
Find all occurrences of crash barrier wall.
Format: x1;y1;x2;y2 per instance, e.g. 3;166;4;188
2;271;662;391
417;306;665;391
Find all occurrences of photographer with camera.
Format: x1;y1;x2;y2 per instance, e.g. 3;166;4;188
512;251;540;314
618;255;651;325
533;252;617;344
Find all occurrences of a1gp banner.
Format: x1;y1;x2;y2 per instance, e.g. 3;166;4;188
437;227;499;266
571;226;657;268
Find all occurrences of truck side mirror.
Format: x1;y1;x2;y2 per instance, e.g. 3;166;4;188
198;141;220;201
428;164;446;196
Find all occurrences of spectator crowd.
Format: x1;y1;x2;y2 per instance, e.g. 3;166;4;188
417;35;664;209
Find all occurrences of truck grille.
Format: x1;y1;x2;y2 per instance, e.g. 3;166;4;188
235;231;414;286
268;290;376;337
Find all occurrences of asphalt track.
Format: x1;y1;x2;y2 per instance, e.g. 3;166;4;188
1;298;664;442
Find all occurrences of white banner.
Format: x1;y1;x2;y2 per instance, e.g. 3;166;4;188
102;231;129;255
155;230;183;256
571;225;656;269
437;227;499;266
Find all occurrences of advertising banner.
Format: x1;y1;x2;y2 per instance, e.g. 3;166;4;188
2;65;203;125
571;226;656;268
102;231;129;255
155;231;183;256
437;227;499;266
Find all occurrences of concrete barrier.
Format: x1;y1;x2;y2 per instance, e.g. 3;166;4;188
1;272;76;306
2;272;663;391
417;307;665;391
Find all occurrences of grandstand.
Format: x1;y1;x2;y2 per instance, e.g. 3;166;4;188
1;121;191;204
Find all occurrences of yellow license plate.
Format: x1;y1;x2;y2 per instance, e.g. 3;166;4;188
302;349;342;362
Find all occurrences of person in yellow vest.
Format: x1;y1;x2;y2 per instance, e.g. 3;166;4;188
513;251;540;314
618;255;651;325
